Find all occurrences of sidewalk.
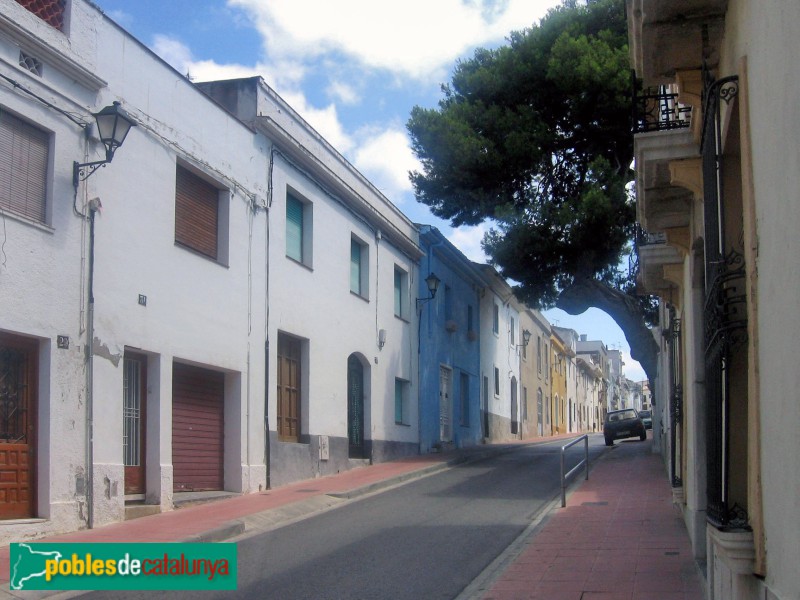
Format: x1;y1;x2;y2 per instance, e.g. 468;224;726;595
472;436;705;600
0;433;701;599
0;436;574;592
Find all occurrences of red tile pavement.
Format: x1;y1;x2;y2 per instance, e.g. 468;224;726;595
479;436;705;600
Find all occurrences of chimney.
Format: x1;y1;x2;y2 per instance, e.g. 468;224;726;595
580;334;587;341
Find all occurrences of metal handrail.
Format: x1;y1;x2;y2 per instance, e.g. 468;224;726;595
560;434;589;507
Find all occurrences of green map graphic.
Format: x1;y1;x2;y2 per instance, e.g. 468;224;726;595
10;543;63;590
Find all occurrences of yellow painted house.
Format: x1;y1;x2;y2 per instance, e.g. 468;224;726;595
549;331;568;435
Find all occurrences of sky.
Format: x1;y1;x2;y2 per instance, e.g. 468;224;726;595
94;0;647;382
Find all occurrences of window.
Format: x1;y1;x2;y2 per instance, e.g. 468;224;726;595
0;109;48;223
277;333;302;442
467;305;474;333
394;267;408;318
286;193;303;262
545;345;549;382
510;317;516;346
175;164;227;262
460;373;470;426
492;303;499;334
395;378;409;425
286;191;312;266
350;236;368;298
15;0;66;30
494;366;500;397
523;387;528;421
537;337;542;374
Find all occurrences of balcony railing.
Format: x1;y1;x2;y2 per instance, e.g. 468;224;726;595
631;74;692;134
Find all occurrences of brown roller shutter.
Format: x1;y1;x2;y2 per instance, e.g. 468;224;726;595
0;110;48;223
172;363;224;491
175;165;218;259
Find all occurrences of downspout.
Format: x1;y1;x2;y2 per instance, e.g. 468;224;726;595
85;198;100;529
264;146;274;489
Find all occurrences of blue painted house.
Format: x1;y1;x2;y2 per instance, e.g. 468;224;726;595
417;226;483;452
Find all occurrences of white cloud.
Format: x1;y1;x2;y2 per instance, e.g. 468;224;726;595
106;9;133;29
447;224;489;263
326;81;360;105
147;36;351;151
228;0;556;80
621;350;647;382
152;35;261;81
353;128;419;201
280;91;354;153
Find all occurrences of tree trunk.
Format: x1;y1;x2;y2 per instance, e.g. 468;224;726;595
555;277;659;383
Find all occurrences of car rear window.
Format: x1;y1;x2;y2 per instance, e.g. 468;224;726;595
608;409;638;422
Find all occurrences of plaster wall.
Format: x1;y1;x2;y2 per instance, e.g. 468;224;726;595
263;104;419;484
0;0;269;538
519;310;550;439
723;1;800;597
478;283;521;442
417;234;482;453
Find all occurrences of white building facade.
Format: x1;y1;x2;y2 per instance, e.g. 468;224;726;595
0;0;421;542
474;264;523;441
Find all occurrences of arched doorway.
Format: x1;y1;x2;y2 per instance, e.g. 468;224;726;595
347;354;366;458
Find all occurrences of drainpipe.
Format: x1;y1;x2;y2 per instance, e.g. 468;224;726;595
85;198;100;529
264;339;270;489
264;149;273;490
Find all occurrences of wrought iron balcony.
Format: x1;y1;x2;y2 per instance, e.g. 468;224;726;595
631;74;692;134
628;224;668;286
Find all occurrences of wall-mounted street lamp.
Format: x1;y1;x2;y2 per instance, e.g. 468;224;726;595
416;272;441;309
517;329;532;348
73;101;137;188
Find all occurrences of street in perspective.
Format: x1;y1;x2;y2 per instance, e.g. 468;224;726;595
1;0;797;599
0;434;704;599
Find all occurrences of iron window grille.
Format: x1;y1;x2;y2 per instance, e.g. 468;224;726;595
700;71;750;531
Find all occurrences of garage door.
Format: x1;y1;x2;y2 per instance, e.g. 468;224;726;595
172;363;224;491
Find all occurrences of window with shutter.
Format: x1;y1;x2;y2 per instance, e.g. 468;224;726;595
175;165;219;260
0;110;48;224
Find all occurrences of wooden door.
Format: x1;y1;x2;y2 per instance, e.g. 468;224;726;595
277;335;301;442
123;353;146;495
0;334;36;519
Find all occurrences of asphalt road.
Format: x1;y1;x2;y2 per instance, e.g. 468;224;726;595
83;435;607;600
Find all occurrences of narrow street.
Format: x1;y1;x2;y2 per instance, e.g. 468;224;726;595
84;437;606;600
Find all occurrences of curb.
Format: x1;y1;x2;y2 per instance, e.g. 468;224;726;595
180;520;246;543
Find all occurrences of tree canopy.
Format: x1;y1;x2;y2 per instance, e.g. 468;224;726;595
408;0;660;380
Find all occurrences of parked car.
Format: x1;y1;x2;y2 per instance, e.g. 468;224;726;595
603;408;647;446
638;409;652;430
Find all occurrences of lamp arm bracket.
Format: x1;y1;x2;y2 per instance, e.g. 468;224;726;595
73;159;110;187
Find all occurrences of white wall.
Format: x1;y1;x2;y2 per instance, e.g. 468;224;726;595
727;1;800;596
